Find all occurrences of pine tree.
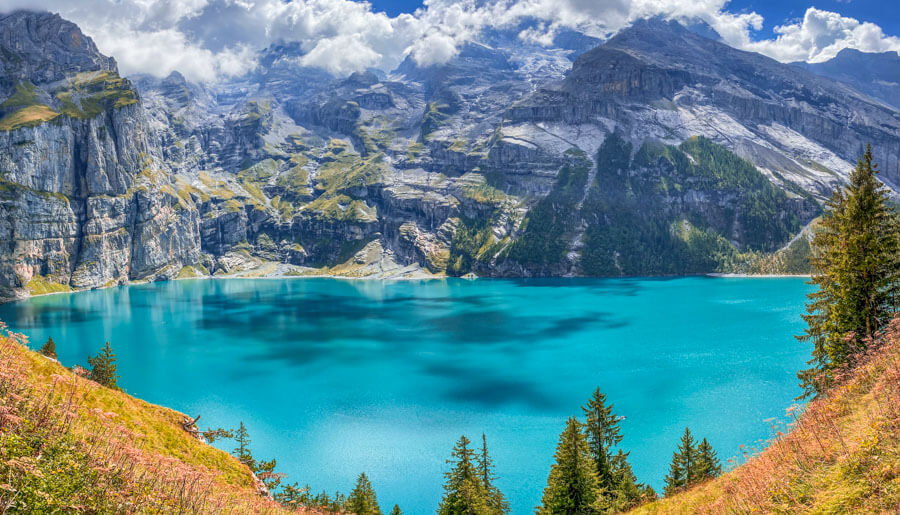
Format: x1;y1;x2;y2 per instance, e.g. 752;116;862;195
389;505;403;515
798;144;900;395
663;428;698;496
87;341;119;389
581;388;648;512
539;417;601;514
39;336;57;359
692;438;721;481
603;450;655;512
438;435;493;515
255;457;285;492
582;389;622;489
476;434;510;514
275;482;309;508
346;472;381;515
233;421;255;469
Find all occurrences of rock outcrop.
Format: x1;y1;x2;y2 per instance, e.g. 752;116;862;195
0;11;198;299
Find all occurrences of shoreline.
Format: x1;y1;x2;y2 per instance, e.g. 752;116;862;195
2;270;812;304
706;273;811;278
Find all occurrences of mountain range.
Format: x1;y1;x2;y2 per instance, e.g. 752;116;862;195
2;10;900;299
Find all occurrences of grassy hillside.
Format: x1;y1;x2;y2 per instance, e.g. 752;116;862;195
632;319;900;513
0;322;289;513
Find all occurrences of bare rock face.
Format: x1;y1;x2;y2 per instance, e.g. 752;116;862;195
511;19;900;192
0;11;116;97
0;11;200;299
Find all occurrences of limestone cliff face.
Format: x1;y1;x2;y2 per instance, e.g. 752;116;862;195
509;19;900;193
0;11;199;299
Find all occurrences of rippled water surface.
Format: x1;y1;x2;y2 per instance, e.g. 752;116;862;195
0;277;812;513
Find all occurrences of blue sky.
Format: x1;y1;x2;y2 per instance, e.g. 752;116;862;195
369;0;900;37
6;0;900;82
368;0;423;17
727;0;900;37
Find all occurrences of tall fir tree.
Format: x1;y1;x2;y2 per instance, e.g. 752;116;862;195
692;438;721;481
274;482;309;508
798;144;900;396
39;336;57;359
346;472;382;515
87;341;119;389
539;417;601;514
389;504;403;515
477;434;510;514
581;388;650;512
582;389;622;488
232;421;255;469
663;428;698;496
438;435;492;515
255;457;284;492
604;450;655;511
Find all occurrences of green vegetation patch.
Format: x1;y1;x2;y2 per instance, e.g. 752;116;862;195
53;71;139;120
274;161;311;198
458;173;507;204
507;151;592;268
302;146;385;222
579;133;816;276
0;104;60;131
303;194;377;222
25;275;72;295
421;102;451;140
448;217;507;276
0;81;39;109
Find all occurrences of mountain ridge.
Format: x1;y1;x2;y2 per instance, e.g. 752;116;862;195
1;10;899;299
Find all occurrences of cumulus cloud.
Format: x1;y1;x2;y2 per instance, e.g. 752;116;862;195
739;8;900;63
2;0;899;82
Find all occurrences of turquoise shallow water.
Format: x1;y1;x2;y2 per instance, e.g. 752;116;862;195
0;277;812;514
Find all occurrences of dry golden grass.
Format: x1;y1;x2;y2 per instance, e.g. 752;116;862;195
0;323;292;513
0;104;59;131
632;319;900;514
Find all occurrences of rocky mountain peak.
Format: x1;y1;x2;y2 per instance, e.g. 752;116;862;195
795;48;900;109
0;10;116;94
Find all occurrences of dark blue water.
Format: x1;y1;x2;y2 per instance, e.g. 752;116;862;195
0;277;811;513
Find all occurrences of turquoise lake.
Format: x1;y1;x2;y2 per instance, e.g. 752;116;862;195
0;277;812;513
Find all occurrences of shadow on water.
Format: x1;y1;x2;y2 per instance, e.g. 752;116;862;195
0;278;633;413
0;303;103;328
423;361;561;411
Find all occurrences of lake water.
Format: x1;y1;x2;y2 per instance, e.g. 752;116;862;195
0;277;812;514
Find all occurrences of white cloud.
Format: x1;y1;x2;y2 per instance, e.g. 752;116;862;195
3;0;900;82
737;8;900;63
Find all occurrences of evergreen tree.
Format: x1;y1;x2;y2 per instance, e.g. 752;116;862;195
438;435;493;515
39;336;57;359
581;388;648;512
330;492;346;512
232;421;255;469
476;434;510;513
256;457;285;492
798;144;900;396
603;450;655;511
346;472;381;515
87;341;119;389
390;505;403;515
539;417;601;514
663;428;698;496
582;389;622;488
274;482;309;509
692;438;721;481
